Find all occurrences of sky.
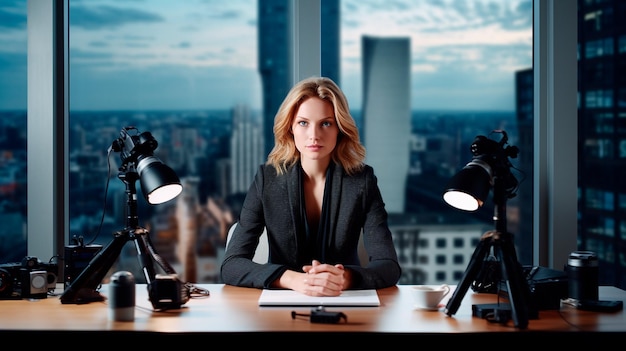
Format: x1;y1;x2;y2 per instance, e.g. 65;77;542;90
0;0;532;112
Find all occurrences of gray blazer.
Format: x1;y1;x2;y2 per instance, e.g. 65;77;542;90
220;162;402;289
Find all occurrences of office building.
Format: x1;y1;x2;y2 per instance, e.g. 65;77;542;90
258;0;340;158
511;1;626;287
175;176;201;283
391;221;487;285
229;104;264;195
258;0;291;159
577;0;626;288
361;35;411;214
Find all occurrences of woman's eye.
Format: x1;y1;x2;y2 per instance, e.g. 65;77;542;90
298;121;307;126
322;121;332;127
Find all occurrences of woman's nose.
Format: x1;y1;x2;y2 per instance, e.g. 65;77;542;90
308;125;320;139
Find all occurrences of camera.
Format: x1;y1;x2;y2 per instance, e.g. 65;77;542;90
469;130;520;195
110;126;159;170
0;256;58;299
147;274;190;310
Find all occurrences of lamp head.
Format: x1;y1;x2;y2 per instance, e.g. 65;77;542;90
443;157;492;211
136;156;183;204
111;126;182;204
443;130;519;212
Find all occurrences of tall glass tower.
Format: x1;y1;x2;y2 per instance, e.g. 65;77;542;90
361;35;411;214
258;0;340;158
578;0;626;289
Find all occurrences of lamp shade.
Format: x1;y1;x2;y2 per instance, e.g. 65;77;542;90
443;158;492;211
136;156;183;204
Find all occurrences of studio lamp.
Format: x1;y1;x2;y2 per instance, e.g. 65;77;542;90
443;132;519;217
138;160;182;204
61;126;192;310
442;156;492;211
441;130;533;329
111;126;182;204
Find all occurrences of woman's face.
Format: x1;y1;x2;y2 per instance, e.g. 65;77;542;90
291;96;338;163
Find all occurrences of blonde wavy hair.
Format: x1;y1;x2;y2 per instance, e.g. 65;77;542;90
267;76;366;176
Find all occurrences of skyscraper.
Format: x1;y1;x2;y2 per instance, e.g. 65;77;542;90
258;0;340;158
577;0;626;289
230;104;264;195
361;35;411;214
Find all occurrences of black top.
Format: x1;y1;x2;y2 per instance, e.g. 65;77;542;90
300;162;333;263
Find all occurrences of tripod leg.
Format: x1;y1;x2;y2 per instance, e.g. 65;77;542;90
444;233;493;316
133;228;158;284
494;233;529;329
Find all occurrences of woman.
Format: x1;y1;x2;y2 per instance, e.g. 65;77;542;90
220;76;401;297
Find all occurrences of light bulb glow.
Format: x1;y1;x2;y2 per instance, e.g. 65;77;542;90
443;190;482;211
147;184;183;204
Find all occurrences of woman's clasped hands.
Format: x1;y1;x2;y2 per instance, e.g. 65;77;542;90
299;260;350;297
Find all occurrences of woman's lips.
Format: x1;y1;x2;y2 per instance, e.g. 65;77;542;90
307;144;322;151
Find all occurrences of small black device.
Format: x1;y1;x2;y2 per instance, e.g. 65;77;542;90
291;306;347;324
0;256;58;299
148;274;190;310
472;303;514;324
64;241;102;288
472;303;511;319
497;265;568;311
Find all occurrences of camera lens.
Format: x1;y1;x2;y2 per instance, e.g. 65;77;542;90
566;251;598;301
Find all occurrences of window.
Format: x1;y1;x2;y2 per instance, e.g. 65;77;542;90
436;238;446;249
39;0;534;286
0;0;27;263
435;255;446;264
452;270;464;281
453;254;464;264
68;0;260;283
453;238;464;248
24;1;593;289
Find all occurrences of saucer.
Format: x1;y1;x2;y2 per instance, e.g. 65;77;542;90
414;305;441;311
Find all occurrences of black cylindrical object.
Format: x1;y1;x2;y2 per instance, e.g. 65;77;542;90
566;251;598;301
108;271;136;321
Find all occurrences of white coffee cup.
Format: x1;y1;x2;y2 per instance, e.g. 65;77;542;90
411;284;451;310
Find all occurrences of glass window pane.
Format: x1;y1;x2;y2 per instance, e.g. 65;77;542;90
340;0;533;284
67;0;533;287
0;0;28;263
69;0;259;284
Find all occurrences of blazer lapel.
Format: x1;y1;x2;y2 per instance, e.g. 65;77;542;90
286;164;306;254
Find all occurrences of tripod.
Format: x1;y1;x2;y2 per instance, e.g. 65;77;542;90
443;175;532;329
60;168;185;309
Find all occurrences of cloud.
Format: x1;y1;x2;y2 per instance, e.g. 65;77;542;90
0;5;26;30
69;62;261;110
69;4;164;30
0;51;26;109
0;0;532;111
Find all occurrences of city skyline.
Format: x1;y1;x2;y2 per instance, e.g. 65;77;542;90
0;0;532;111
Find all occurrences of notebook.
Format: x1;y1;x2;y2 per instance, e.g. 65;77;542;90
258;289;380;306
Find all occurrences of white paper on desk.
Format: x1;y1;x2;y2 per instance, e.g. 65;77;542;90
258;289;380;306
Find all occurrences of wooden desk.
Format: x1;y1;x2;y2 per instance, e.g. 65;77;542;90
1;284;625;343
